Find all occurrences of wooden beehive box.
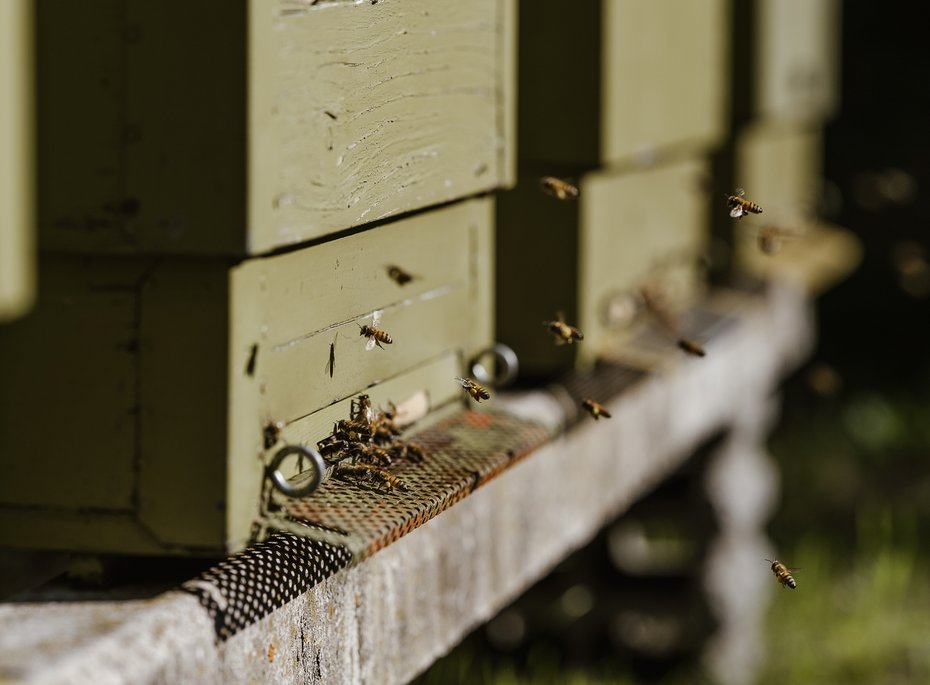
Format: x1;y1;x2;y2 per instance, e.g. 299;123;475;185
0;198;494;554
517;0;729;167
37;0;515;255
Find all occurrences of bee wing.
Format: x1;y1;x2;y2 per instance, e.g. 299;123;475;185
735;187;745;197
371;309;382;327
730;205;745;219
453;377;468;387
366;337;376;351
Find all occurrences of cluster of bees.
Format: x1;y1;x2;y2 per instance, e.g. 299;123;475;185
316;393;425;493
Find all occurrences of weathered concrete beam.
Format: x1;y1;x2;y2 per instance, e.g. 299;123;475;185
0;283;812;685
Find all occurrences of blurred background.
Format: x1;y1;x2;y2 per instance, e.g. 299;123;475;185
416;2;930;683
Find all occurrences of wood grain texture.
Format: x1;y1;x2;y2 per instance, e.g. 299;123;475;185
0;0;34;320
249;0;510;252
756;0;840;123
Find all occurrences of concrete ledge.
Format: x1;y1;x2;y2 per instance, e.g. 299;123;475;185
0;284;812;685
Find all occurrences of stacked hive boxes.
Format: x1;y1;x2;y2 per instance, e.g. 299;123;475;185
727;0;850;285
497;0;730;377
0;0;515;554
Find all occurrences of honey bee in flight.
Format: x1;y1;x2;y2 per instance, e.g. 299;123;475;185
765;559;798;589
581;399;611;420
677;339;706;357
543;313;584;345
455;376;491;403
726;188;763;220
386;265;416;286
539;176;579;201
358;310;393;350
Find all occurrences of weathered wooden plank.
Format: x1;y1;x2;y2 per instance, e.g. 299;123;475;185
0;258;143;512
755;0;840;124
518;0;728;168
34;0;128;253
37;0;512;256
0;0;34;320
138;260;231;550
249;0;507;252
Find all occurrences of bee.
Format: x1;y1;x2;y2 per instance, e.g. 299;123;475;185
543;313;584;345
352;443;394;467
403;441;426;462
317;437;351;460
539;176;580;201
334;418;372;442
677;338;706;357
726;188;764;220
455;376;491;403
262;420;284;450
581;399;611;420
351;394;374;423
765;559;798;589
386;265;416;286
358;311;393;350
334;463;408;492
370;416;400;443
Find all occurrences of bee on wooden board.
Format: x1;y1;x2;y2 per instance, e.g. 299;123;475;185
334;462;408;492
539;176;580;201
766;559;798;589
581;399;611;420
386;265;416;286
455;376;491;403
543;312;584;345
358;310;393;350
726;187;764;220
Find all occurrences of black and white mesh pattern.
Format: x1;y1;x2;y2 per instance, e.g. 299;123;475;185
181;532;352;640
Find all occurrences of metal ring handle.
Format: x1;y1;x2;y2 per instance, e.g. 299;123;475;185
267;444;326;498
469;343;519;388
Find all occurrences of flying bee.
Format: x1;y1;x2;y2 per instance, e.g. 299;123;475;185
677;338;706;357
455;376;491;403
765;559;798;589
334;463;408;492
726;188;764;220
581;399;612;420
358;310;393;350
539;176;579;201
386;264;416;286
543;312;584;345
